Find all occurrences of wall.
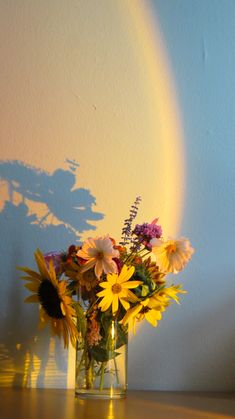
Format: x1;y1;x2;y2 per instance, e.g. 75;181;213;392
134;0;235;391
0;0;234;390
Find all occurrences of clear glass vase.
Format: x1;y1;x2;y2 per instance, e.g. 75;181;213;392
75;316;128;399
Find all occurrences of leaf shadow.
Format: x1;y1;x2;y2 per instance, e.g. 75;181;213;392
0;159;104;388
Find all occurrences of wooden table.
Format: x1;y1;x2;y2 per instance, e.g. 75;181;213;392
0;389;235;419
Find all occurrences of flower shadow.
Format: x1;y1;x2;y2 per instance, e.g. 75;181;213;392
0;160;104;388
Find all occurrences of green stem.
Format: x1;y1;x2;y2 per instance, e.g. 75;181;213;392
122;245;150;264
76;350;85;378
99;362;106;391
85;349;93;389
114;356;119;385
137;247;149;254
140;250;151;258
86;298;99;317
122;253;134;264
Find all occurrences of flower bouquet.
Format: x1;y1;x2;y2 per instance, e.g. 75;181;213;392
18;197;194;398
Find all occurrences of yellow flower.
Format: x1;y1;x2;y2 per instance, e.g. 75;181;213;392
150;237;194;273
18;249;78;348
65;260;98;291
121;298;163;333
96;264;142;314
77;236;119;279
149;284;187;307
122;284;186;333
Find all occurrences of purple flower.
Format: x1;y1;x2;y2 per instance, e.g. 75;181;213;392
44;251;62;275
132;219;162;249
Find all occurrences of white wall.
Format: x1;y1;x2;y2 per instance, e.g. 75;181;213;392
129;0;235;391
0;0;234;391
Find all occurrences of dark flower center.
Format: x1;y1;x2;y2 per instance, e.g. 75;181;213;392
166;243;177;254
141;306;150;314
38;280;64;319
96;251;104;260
112;283;122;294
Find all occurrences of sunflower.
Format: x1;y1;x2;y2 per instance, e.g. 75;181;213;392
19;249;78;348
77;236;119;279
132;257;166;297
150;237;194;273
142;257;166;285
121;298;163;333
96;264;142;315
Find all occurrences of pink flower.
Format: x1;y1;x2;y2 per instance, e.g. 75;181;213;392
77;236;119;279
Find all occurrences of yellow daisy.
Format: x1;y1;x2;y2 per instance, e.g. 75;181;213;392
121;298;163;333
96;264;142;314
150;237;194;273
149;284;187;306
77;236;119;279
19;249;78;348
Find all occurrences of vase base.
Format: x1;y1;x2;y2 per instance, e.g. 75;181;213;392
75;388;126;400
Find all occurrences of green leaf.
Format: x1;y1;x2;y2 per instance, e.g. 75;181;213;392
89;346;120;363
100;311;112;335
115;323;128;348
141;285;149;297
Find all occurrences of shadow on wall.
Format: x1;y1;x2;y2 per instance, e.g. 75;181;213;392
0;159;104;387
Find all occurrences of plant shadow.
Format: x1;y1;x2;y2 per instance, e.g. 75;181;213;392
0;159;104;388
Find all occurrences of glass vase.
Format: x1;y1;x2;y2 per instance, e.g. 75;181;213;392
75;316;128;399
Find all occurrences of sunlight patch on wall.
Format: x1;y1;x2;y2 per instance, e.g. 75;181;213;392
0;0;184;240
123;0;185;235
0;0;185;388
0;344;15;387
0;338;69;388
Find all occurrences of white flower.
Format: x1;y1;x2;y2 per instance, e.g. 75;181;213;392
150;237;194;273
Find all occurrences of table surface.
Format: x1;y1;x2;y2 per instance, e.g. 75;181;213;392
0;389;235;419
